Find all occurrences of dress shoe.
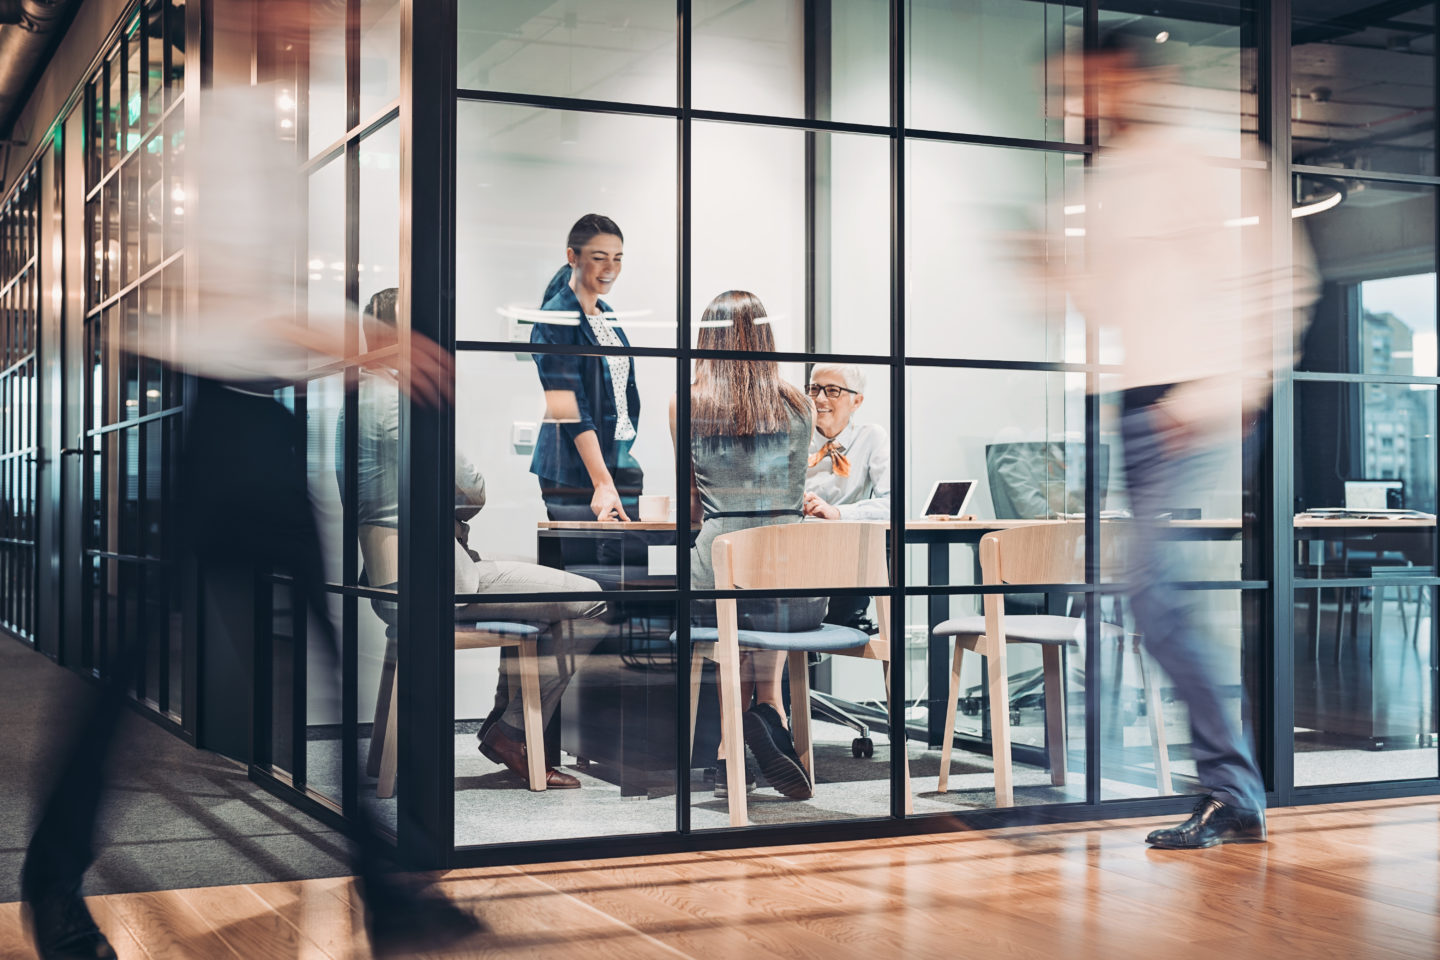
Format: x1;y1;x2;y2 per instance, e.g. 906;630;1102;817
479;726;581;788
1146;795;1266;849
20;884;116;960
743;703;813;800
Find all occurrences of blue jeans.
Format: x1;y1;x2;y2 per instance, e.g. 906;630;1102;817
1122;401;1265;812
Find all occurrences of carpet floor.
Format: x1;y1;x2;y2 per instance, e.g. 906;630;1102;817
0;637;350;903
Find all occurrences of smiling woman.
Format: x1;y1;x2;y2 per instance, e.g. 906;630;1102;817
530;214;645;526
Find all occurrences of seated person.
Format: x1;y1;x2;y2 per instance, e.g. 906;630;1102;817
802;363;890;628
670;290;825;802
347;288;606;790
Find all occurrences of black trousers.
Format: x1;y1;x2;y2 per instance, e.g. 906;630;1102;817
25;380;391;894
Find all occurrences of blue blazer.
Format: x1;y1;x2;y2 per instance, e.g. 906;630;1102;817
528;284;642;490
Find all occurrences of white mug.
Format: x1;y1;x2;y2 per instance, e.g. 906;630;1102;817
638;494;671;522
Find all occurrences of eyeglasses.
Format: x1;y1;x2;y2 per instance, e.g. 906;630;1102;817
806;383;859;399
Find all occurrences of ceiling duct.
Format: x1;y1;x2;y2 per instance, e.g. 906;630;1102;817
0;0;81;141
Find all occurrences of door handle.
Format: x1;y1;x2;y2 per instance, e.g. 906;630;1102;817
60;447;83;456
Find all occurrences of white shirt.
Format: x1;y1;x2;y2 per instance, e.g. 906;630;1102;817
1079;126;1318;429
585;314;636;443
805;421;891;522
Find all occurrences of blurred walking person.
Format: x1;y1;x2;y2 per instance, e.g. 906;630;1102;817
19;63;476;960
1076;30;1317;849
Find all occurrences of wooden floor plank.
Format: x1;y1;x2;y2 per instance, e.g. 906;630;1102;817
0;902;29;960
8;799;1440;960
99;889;245;960
88;897;159;960
429;868;689;959
248;877;366;960
176;883;342;960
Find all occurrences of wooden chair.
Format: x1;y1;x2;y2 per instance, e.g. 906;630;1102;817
690;522;913;826
358;524;548;797
932;521;1172;806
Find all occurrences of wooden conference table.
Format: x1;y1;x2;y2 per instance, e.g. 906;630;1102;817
536;515;1435;758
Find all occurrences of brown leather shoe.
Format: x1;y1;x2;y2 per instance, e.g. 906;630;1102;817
478;726;581;789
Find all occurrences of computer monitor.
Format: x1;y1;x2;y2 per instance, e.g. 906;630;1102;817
1344;479;1405;510
922;481;977;518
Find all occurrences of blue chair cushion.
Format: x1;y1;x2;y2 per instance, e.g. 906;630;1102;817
672;623;871;652
462;621;543;638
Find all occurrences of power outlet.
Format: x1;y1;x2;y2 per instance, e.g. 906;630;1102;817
512;421;537;455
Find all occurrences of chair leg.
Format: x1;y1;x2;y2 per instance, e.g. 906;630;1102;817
882;660;915;815
689;644;708;766
1041;645;1067;788
367;657;395;779
714;638;748;826
517;639;547;792
1136;638;1172;795
788;651;814;779
938;639;965;794
377;663;399;799
987;646;1014;807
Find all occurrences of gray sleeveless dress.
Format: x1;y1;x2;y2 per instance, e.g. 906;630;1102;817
691;403;828;631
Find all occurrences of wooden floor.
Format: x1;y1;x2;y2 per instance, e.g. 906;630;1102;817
3;797;1439;960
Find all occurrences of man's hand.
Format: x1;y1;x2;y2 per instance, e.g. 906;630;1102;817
803;492;841;520
591;483;630;522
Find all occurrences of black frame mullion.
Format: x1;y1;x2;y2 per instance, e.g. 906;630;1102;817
888;0;909;821
674;0;693;837
340;78;362;822
1081;0;1101;809
1268;0;1297;808
400;0;459;865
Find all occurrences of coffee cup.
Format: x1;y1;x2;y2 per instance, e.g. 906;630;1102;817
638;494;671;522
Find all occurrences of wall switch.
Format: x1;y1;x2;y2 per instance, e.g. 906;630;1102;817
512;421;537;455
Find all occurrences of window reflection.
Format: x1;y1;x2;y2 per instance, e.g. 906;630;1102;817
1299;179;1437;375
1293;0;1435;175
457;0;676;106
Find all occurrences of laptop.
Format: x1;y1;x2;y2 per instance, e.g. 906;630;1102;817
1344;479;1404;511
922;480;977;518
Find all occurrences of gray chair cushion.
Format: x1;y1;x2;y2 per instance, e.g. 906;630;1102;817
933;615;1122;645
460;621;543;638
672;623;871;652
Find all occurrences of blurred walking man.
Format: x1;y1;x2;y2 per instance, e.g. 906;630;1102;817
1079;30;1317;849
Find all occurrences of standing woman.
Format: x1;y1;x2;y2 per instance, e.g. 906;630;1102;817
670;291;826;801
530;214;643;522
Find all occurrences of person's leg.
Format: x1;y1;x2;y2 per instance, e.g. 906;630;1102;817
750;651;787;725
1122;405;1264;814
461;560;604;743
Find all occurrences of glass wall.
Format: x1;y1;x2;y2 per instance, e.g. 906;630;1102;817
6;0;1440;868
251;0;405;828
0;172;39;644
448;0;1244;846
1291;0;1440;784
80;0;187;723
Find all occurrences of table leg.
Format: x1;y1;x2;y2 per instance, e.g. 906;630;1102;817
928;541;949;747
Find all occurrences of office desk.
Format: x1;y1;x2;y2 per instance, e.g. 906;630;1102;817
535;515;1436;776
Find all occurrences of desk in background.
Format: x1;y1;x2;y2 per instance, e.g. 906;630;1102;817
535;515;1436;778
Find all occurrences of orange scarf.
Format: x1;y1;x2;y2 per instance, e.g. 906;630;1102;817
808;440;850;477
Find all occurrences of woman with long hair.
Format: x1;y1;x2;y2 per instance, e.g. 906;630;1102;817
530;213;643;522
669;290;825;802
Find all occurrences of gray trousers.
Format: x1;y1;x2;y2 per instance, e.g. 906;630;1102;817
1122;401;1265;811
458;559;606;742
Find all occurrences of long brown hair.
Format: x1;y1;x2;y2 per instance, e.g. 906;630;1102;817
692;291;810;437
